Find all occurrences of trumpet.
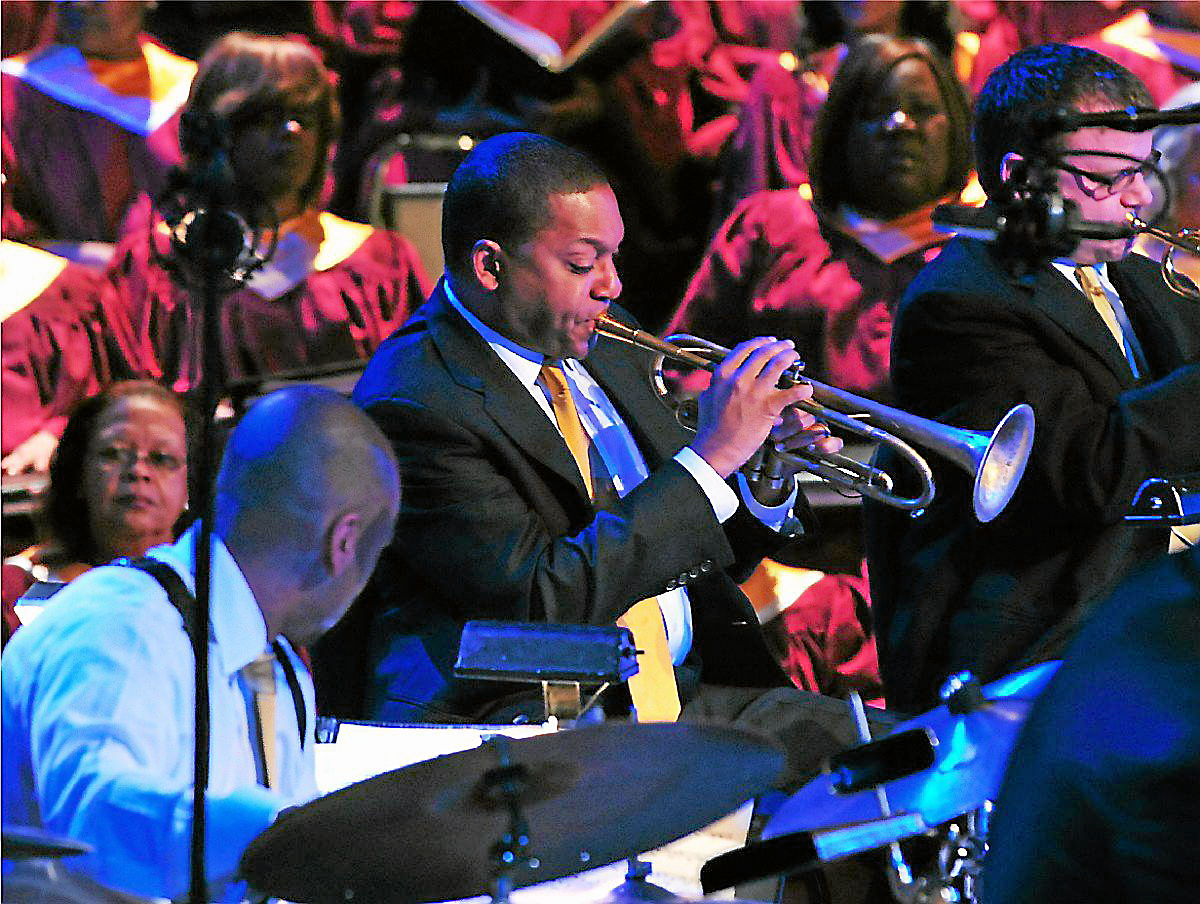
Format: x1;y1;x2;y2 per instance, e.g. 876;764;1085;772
1127;215;1200;299
594;317;1035;523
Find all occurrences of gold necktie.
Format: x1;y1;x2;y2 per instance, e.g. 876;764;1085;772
1076;266;1131;369
540;362;681;722
243;653;278;788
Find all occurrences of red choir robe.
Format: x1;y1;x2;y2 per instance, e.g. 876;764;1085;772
1;241;110;455
667;189;960;401
1;38;194;242
101;197;432;392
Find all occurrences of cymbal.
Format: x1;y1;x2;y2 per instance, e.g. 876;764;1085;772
2;826;93;860
571;890;769;903
764;660;1062;839
242;722;785;904
536;877;769;903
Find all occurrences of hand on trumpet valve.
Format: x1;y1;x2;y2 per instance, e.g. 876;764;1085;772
689;337;824;481
771;406;844;460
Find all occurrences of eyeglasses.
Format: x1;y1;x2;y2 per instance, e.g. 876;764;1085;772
239;104;321;136
1055;149;1162;200
93;445;185;473
860;106;948;135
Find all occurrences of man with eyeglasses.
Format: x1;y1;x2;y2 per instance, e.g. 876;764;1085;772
864;43;1200;714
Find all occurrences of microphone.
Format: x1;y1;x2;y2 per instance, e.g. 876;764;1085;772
932;204;1007;242
825;728;937;795
934;202;1133;248
1033;103;1200;134
154;110;277;286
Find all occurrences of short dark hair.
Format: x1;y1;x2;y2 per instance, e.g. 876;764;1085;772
974;42;1154;199
182;32;340;210
441;132;609;278
809;34;972;213
47;382;191;564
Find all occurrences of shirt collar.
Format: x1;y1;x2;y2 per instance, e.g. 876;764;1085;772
443;276;548;392
148;524;269;679
830;199;950;264
1051;258;1115;292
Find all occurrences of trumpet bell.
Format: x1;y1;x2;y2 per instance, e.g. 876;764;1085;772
810;380;1034;523
962;403;1035;523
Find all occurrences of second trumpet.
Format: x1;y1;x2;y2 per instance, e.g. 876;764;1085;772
594;317;1035;523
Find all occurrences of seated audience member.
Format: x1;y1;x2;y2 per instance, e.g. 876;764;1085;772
1;0;194;243
865;44;1200;714
1;386;400;901
983;546;1200;903
963;0;1191;105
101;32;430;395
1;240;111;475
315;132;895;794
714;1;963;223
2;380;192;646
668;34;974;401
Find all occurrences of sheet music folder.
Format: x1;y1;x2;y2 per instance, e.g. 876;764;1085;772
456;0;651;74
1125;474;1200;526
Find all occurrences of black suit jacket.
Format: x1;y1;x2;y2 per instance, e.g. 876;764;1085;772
316;281;801;720
865;238;1200;712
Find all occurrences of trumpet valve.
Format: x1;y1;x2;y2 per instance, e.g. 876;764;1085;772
745;445;789;494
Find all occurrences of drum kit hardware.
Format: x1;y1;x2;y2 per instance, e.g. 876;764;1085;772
699;661;1062;904
240;722;786;903
1;826;92;861
763;661;1060;840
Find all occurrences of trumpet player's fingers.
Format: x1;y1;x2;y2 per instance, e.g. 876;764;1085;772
718;337;810;404
714;336;788;381
692;338;807;479
770;408;844;457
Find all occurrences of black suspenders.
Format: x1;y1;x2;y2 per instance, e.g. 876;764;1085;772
120;557;308;749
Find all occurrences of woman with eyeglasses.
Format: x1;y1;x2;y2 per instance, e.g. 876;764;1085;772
3;381;190;647
667;34;975;404
97;31;430;397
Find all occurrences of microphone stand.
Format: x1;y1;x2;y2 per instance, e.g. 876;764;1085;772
155;128;274;903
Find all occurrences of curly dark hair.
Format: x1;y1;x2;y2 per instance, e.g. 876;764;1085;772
441;132;609;279
182;32;341;212
974;42;1153;199
810;33;972;213
46;382;192;565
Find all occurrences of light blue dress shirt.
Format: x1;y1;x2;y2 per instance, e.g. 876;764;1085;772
1;525;318;901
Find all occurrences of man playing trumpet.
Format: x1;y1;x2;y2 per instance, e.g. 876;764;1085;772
866;44;1200;714
315;131;893;790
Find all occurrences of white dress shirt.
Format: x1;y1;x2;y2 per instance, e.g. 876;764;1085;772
1;525;318;901
444;282;798;663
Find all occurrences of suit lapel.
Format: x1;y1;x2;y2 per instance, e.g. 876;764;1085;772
424;283;592;499
1025;265;1138;388
1109;255;1187;379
